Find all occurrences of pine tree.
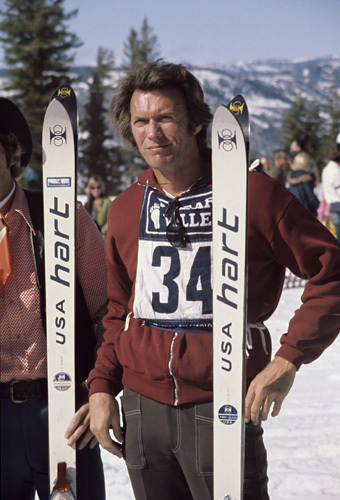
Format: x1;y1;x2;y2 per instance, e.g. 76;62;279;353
320;74;340;167
122;29;140;70
80;47;122;195
280;94;323;167
123;17;159;70
280;96;307;150
139;18;159;63
327;83;340;144
0;0;82;183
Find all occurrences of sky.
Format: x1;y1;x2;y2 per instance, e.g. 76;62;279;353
1;0;340;68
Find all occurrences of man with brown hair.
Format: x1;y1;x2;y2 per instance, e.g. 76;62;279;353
88;61;340;500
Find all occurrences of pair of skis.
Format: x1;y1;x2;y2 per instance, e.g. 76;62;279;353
212;96;250;500
42;85;78;499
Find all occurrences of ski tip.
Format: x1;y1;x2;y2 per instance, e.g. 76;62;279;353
47;84;78;133
50;84;77;106
227;95;248;117
226;95;250;160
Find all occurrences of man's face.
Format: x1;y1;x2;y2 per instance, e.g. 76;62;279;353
130;88;201;174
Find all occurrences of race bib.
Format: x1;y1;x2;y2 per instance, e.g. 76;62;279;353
133;184;213;332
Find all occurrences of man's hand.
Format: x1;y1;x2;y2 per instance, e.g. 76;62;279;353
245;356;297;425
65;403;98;450
89;392;124;458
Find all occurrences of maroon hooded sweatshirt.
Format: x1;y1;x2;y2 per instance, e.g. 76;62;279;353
88;168;340;406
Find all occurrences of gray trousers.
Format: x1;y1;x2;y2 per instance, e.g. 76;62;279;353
121;388;269;500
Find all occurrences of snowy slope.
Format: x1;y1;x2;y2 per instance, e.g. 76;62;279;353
99;284;340;499
265;286;340;499
1;55;340;158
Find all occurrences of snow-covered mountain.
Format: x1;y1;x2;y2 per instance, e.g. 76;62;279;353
192;55;340;155
1;55;339;157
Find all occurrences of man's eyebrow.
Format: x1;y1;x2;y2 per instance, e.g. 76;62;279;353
131;104;187;120
132;110;176;120
157;106;187;117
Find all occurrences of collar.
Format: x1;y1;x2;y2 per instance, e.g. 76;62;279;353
5;183;36;235
137;162;212;193
0;182;16;212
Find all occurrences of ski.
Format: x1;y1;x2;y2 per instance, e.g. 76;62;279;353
42;85;78;500
212;97;249;500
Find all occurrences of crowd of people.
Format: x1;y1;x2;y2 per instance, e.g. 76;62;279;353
1;61;340;500
259;136;340;239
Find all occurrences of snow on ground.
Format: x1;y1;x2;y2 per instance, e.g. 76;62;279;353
265;285;340;499
101;448;134;500
100;284;340;499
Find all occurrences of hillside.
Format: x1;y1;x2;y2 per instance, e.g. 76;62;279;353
1;55;339;157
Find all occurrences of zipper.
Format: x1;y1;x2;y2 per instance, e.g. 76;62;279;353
168;332;179;406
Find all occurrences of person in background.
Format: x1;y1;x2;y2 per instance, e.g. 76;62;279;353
286;152;319;217
85;175;111;239
0;97;106;500
322;141;340;239
317;186;336;237
267;149;289;185
87;61;340;500
289;139;304;158
289;139;315;176
259;156;272;173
